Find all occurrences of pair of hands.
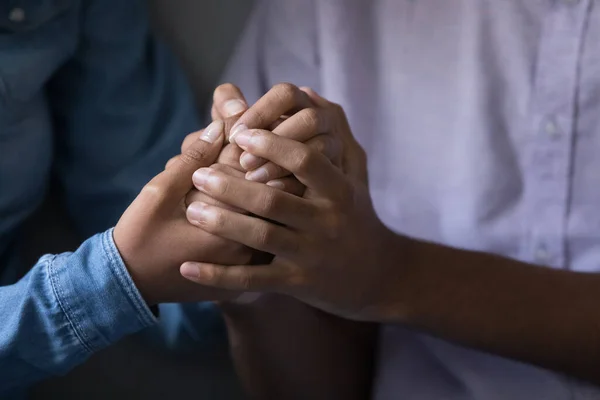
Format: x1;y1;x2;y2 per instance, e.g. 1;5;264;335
114;83;399;322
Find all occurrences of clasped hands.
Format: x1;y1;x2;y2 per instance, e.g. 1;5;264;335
114;83;402;322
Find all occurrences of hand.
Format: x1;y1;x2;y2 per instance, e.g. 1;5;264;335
229;83;351;184
180;108;402;322
113;126;251;306
176;83;345;185
175;84;306;214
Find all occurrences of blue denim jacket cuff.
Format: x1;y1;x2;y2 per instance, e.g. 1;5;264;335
48;228;157;354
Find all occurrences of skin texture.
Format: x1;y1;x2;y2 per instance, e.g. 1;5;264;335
115;84;308;306
183;85;600;386
113;126;248;305
186;84;379;399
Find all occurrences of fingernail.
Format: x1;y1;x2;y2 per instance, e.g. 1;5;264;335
200;120;223;143
240;153;264;170
180;262;200;279
229;123;248;145
192;168;210;187
187;202;208;223
246;167;269;182
224;99;246;117
266;180;285;190
232;130;252;149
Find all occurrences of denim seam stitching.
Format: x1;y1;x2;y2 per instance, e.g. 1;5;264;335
102;229;155;327
47;255;95;355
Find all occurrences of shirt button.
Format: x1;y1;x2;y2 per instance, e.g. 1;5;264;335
535;245;550;264
544;119;560;138
8;7;25;23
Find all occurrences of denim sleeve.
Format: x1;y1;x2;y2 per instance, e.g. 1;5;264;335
0;229;156;393
46;0;222;353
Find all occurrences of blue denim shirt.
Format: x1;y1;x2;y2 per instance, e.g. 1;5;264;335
0;0;221;394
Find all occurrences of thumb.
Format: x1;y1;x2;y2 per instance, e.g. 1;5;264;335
150;124;224;204
180;116;240;153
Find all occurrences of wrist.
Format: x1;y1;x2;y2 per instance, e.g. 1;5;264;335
374;229;427;324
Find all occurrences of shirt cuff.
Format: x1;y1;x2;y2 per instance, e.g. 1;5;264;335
48;228;157;354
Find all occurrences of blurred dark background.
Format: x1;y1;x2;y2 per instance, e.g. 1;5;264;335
22;1;255;398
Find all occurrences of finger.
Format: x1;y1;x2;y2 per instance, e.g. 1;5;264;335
185;189;242;213
245;134;341;183
300;89;368;182
210;163;246;178
185;164;247;213
210;104;219;122
266;177;305;197
299;86;331;108
239;107;334;171
233;129;344;196
216;143;245;171
213;83;248;119
180;262;292;293
229;83;313;144
165;155;179;170
144;128;223;203
186;172;304;214
192;167;317;229
239;118;288;170
187;201;300;256
181;118;243;154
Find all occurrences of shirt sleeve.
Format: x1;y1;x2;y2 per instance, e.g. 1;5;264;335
0;229;156;393
44;0;223;352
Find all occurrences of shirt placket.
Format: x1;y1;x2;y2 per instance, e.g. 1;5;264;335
527;0;591;269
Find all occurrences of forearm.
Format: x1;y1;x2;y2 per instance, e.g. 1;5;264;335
390;235;600;383
220;294;377;400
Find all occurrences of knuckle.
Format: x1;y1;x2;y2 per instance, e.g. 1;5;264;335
165;156;179;170
316;200;347;239
210;208;227;231
330;101;345;115
311;137;327;155
259;189;280;216
298;108;320;131
206;171;231;197
207;266;223;285
237;270;253;291
181;132;196;153
139;182;167;204
273;82;298;102
254;224;273;248
293;147;318;174
180;146;210;165
246;108;270;129
261;162;286;181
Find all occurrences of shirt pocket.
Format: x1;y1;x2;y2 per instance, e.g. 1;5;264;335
0;0;73;34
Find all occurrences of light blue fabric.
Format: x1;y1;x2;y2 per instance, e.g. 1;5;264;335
0;0;222;395
228;0;600;398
